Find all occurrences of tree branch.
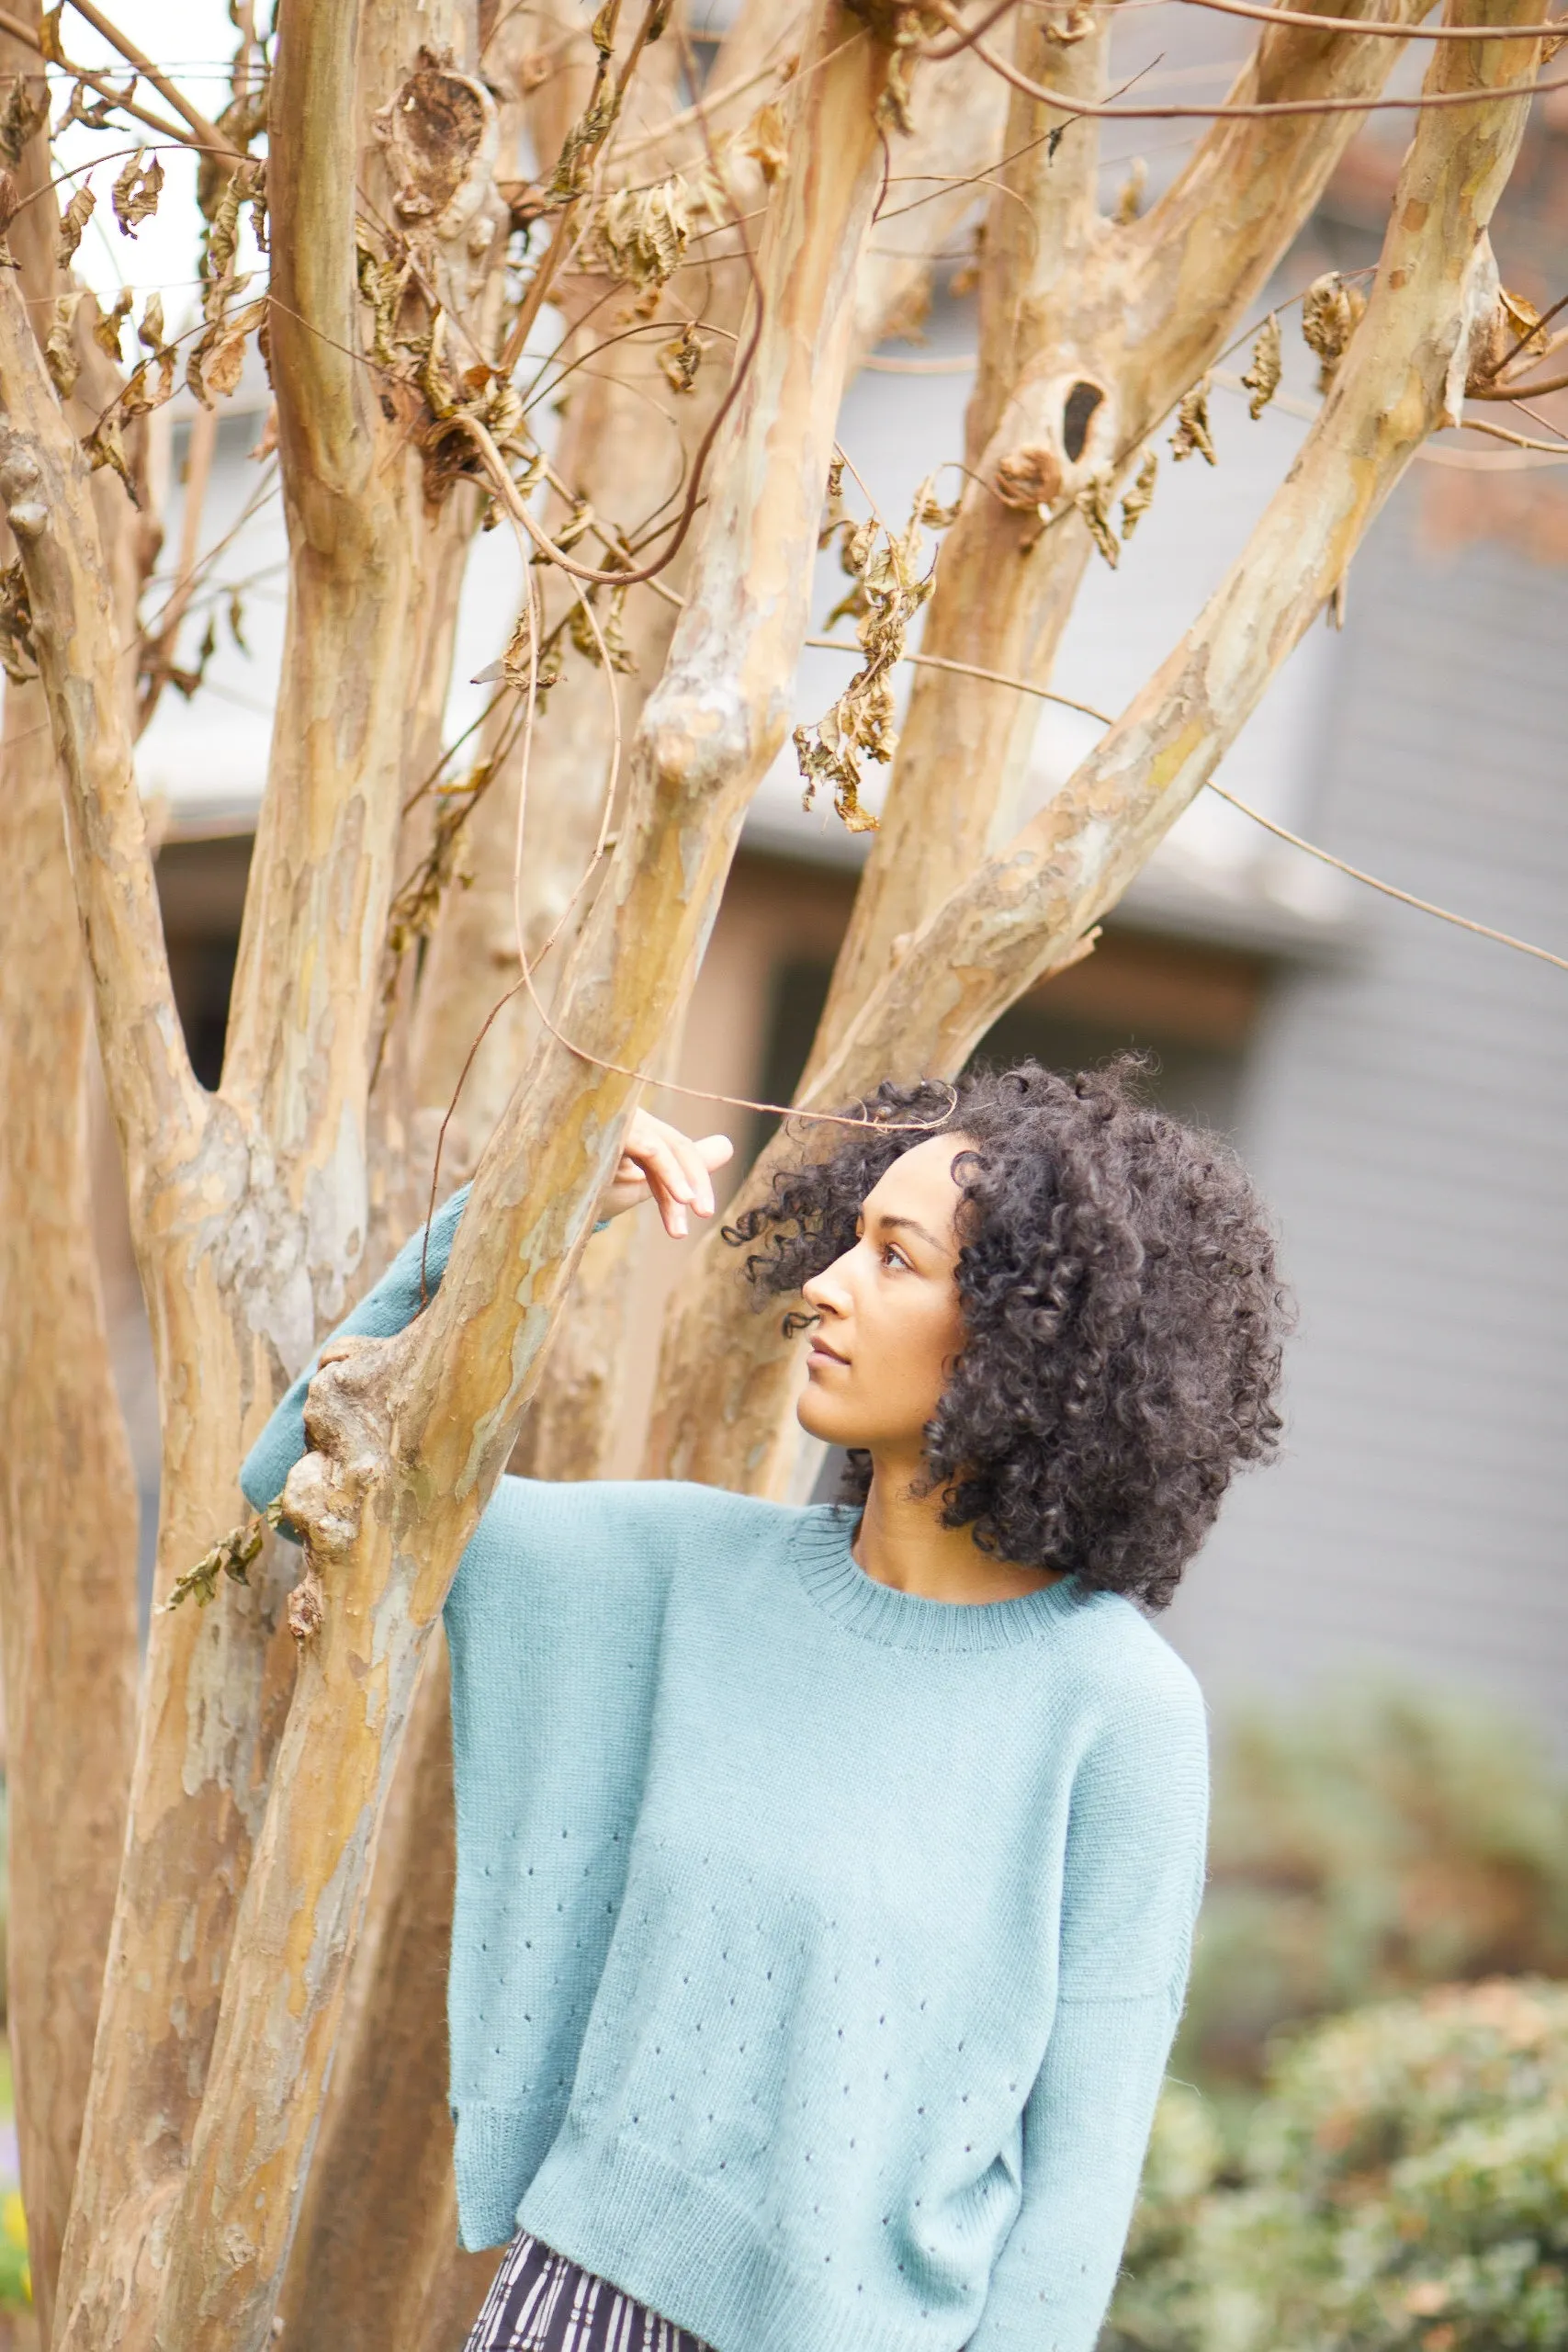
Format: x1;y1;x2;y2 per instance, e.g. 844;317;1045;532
647;0;1544;1493
64;0;238;156
265;0;368;518
0;278;204;1191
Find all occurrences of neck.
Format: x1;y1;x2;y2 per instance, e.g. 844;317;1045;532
852;1453;1065;1606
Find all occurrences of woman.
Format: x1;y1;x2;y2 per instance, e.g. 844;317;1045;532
243;1058;1286;2352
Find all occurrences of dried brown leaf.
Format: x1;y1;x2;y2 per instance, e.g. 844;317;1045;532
659;321;707;395
1498;287;1551;360
0;558;36;684
1076;472;1119;569
568;584;636;673
795;473;938;832
1113;156;1146;227
0;74;50;168
92;285;133;362
1171;378;1216;466
741;101;789;187
45;291;82;400
589;177;696;291
111;148;164;239
38;7;64;67
60;73;136;133
193;296;266;404
1241;312;1282;420
1120;448;1157;540
56;182;95;266
84;412;134;499
1301;272;1366;393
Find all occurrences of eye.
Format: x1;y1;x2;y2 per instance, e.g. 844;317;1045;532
879;1239;911;1272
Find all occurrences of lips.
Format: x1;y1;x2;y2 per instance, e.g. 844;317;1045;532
807;1340;848;1366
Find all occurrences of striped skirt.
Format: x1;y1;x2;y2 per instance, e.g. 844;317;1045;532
464;2229;714;2352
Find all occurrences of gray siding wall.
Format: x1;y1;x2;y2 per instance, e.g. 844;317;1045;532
1169;482;1568;1736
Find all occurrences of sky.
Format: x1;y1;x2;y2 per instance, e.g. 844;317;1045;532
50;0;268;323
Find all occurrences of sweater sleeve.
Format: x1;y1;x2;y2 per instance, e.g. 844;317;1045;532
967;1663;1210;2352
239;1183;473;1516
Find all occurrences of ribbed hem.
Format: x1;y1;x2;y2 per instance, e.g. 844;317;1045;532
788;1507;1090;1653
454;2098;549;2253
522;2131;958;2352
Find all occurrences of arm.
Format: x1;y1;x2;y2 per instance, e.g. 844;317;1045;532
241;1185;473;1515
968;1663;1210;2352
239;1110;736;1516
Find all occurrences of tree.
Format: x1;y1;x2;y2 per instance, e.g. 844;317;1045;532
0;0;1558;2346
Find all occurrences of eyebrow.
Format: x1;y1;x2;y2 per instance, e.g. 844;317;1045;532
871;1210;947;1256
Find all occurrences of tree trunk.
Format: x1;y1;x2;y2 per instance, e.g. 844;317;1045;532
0;679;140;2344
644;0;1541;1501
138;16;903;2348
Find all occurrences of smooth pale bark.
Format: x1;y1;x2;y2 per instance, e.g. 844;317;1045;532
646;0;1540;1497
272;1641;487;2351
0;20;142;2332
145;17;900;2350
0;679;139;2341
645;0;1439;1494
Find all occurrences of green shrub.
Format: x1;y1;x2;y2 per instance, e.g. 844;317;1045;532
1179;1689;1568;2095
1102;1980;1568;2352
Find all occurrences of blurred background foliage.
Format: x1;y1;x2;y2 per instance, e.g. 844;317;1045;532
1100;1687;1568;2352
1105;1982;1568;2352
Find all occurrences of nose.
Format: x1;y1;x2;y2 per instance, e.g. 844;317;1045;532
802;1247;853;1320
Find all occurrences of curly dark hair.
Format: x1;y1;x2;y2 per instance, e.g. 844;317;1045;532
726;1057;1289;1610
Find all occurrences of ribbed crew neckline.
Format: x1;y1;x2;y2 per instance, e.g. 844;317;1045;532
788;1504;1089;1654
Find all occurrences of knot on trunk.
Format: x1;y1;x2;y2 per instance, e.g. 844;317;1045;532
279;1332;408;1626
991;443;1064;512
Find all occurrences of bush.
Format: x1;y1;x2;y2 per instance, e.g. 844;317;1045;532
1178;1689;1568;2095
1102;1980;1568;2352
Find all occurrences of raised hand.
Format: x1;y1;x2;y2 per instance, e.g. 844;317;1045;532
598;1108;734;1239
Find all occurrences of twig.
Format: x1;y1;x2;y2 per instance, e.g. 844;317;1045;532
139;403;218;723
1176;0;1568;40
942;5;1568;119
805;636;1114;723
1204;783;1568;971
0;9;196;147
64;0;239;158
1454;413;1568;453
1468;365;1568;401
814;636;1568;974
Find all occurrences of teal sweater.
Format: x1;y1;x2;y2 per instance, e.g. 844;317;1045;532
242;1192;1209;2352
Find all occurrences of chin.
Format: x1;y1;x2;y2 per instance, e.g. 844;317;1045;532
795;1387;852;1446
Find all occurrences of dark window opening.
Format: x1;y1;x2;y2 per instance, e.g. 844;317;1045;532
155;831;254;1091
753;932;1258;1173
1062;380;1104;465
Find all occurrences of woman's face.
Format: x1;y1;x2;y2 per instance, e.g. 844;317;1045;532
795;1134;972;1456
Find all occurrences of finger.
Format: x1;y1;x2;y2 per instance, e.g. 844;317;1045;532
695;1134;734;1173
633;1136;694;1235
668;1130;718;1219
634;1129;694;1203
